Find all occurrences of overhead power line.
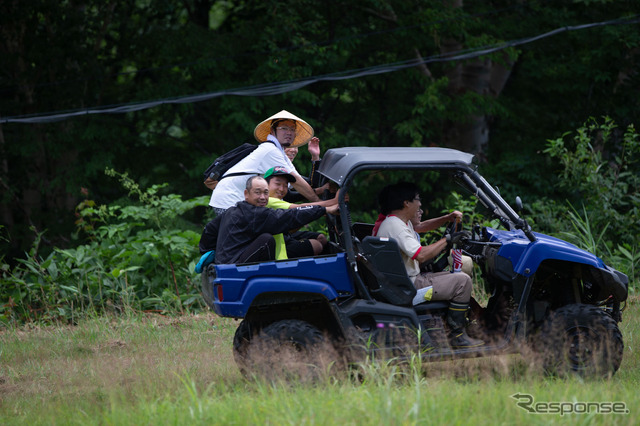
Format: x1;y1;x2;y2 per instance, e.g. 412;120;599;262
3;15;639;125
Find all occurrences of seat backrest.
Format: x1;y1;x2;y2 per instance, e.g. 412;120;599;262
352;222;375;241
358;236;417;306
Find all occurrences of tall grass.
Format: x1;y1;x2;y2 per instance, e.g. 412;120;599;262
1;300;638;425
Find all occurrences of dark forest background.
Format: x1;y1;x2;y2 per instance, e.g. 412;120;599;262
1;0;639;262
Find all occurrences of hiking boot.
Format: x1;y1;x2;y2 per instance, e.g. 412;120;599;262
448;329;485;348
446;302;485;348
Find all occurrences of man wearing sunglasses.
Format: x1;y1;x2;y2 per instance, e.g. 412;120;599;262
209;110;320;214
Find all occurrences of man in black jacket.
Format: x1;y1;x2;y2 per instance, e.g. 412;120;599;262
199;176;337;264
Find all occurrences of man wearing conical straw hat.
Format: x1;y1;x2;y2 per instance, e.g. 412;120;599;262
209;110;321;212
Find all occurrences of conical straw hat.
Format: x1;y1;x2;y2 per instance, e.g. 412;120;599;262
253;110;314;147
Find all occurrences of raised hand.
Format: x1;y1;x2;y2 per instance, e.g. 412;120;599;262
308;137;321;161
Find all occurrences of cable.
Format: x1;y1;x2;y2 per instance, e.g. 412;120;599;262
2;15;639;125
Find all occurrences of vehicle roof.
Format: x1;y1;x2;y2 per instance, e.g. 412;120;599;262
318;147;475;185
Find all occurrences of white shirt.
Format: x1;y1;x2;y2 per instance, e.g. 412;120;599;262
377;215;422;282
209;137;296;209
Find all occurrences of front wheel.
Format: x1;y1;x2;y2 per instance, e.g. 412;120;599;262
535;304;623;378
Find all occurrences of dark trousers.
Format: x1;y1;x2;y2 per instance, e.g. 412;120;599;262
235;233;276;263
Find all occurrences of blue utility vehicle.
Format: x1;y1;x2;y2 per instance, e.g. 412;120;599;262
201;147;627;378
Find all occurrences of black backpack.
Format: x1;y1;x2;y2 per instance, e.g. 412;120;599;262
202;140;278;184
202;143;259;182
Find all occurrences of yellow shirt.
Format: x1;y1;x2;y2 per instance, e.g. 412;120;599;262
266;197;292;260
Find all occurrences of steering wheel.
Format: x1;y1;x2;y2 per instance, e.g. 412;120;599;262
441;220;462;243
421;220;461;273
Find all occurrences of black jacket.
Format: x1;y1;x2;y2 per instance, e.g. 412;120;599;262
199;201;327;264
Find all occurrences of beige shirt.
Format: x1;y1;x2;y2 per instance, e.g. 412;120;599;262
377;215;422;282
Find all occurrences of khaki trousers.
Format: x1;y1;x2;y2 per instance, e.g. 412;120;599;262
413;271;472;304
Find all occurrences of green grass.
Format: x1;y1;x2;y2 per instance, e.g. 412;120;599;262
1;299;639;425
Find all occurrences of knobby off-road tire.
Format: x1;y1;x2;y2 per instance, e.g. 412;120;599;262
232;319;253;375
536;303;623;378
237;319;339;382
200;265;216;310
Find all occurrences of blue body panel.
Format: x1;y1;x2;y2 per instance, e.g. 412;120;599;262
211;253;352;318
485;228;605;276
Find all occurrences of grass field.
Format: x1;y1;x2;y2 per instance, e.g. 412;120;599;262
1;297;638;425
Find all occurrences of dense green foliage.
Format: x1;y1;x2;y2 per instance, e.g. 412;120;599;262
541;117;640;284
1;0;639;258
1;117;639;324
1;1;639;323
0;170;208;324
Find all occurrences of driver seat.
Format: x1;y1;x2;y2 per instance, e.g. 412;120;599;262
358;236;416;306
358;236;450;313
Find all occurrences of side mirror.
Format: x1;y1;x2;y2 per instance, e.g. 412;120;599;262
514;197;536;242
515;196;523;213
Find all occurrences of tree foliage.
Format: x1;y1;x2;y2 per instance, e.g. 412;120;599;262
541;117;640;281
0;0;639;263
0;170;209;324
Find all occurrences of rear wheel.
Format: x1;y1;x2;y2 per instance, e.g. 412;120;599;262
239;319;340;382
200;265;216;309
232;320;253;375
535;304;623;378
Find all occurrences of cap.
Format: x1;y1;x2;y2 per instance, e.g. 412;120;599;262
264;166;296;183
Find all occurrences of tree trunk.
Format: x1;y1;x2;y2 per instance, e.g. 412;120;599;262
0;122;13;229
441;0;515;157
